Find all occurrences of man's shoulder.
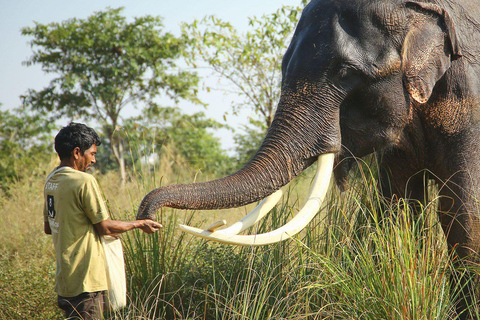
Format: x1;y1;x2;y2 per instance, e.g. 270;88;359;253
46;167;97;185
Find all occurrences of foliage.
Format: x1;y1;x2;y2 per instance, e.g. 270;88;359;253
232;118;268;168
21;7;201;182
115;157;465;319
123;106;233;175
182;5;302;129
0;105;55;189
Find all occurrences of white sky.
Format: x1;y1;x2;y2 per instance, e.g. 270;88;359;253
0;0;303;151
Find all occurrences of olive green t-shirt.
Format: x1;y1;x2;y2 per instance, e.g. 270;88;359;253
44;166;109;297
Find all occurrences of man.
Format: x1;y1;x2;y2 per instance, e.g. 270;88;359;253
44;122;162;320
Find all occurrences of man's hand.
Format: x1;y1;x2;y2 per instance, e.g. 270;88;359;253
138;219;162;234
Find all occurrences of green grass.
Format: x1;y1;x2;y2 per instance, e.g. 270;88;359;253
1;154;478;319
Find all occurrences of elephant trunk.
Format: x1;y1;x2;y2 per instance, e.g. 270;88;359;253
137;88;341;220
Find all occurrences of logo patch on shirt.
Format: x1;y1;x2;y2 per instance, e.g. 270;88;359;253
47;195;56;219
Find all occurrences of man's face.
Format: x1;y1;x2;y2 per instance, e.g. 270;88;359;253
73;144;97;172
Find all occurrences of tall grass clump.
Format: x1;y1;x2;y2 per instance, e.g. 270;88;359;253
188;201;304;319
104;133;249;318
178;158;462;320
297;160;462;319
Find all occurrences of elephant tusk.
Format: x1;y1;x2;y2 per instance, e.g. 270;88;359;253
205;188;284;235
206;219;226;232
178;153;334;246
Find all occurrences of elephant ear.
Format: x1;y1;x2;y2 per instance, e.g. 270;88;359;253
402;2;462;104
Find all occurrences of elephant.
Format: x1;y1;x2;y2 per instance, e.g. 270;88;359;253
138;0;480;317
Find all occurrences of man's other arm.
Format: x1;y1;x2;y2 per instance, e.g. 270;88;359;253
44;221;52;235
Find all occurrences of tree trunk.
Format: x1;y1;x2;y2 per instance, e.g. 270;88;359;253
111;137;126;186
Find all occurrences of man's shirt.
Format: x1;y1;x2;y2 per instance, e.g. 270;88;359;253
44;166;109;297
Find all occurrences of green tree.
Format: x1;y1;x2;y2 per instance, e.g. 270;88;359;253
21;7;200;184
232;119;267;169
0;105;54;190
124;106;232;175
182;4;303;165
182;5;302;128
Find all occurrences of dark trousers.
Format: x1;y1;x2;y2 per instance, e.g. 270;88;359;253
58;291;105;320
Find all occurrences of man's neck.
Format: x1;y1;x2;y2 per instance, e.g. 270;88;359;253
59;159;78;170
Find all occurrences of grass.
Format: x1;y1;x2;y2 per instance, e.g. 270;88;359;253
0;157;63;319
1;152;478;319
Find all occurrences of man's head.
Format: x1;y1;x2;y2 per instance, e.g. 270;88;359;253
55;123;101;171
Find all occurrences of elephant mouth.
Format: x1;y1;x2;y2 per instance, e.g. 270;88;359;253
178;153;335;246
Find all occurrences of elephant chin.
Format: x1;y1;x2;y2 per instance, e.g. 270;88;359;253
334;156;356;191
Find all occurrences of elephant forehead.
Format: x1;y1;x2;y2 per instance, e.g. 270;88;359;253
369;1;409;35
283;0;405;83
312;1;403;57
332;13;401;74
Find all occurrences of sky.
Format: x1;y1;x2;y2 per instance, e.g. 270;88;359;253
0;0;303;151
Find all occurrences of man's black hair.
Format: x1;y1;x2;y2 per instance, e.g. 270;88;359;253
54;123;101;160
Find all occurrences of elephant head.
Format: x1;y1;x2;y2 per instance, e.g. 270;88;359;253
137;0;462;245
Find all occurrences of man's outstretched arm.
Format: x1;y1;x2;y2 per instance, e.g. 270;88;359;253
94;218;162;236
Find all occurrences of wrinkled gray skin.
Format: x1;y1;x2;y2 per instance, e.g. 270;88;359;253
139;0;480;317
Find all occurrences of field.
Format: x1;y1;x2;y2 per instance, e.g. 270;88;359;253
1;156;479;319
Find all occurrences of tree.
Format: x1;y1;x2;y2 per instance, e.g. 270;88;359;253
232;119;267;169
21;7;200;184
0;105;54;190
182;5;302;129
123;106;232;176
182;5;304;166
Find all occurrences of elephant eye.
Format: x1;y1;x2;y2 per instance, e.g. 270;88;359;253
335;65;361;87
338;68;349;78
338;65;357;77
